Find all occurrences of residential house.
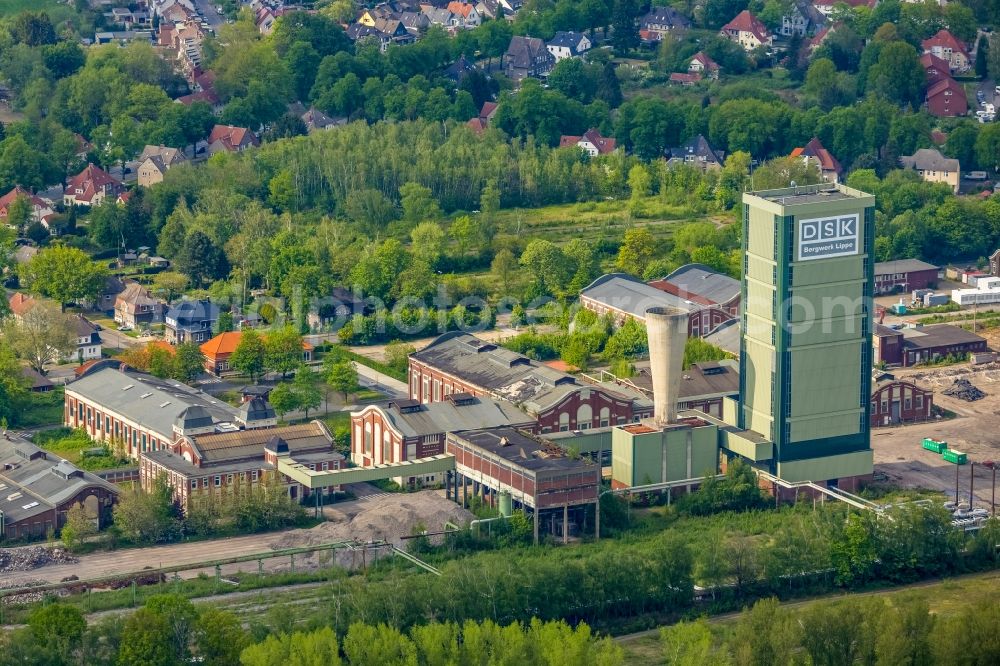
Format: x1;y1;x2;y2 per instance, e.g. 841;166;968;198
307;287;368;332
475;0;502;20
206;125;259;155
7;292;36;321
373;17;416;44
200;331;314;375
790;137;842;183
138;144;186;169
688;51;719;79
399;10;430;34
639;6;691;42
21;367;54;393
503;36;555;80
67;315;102;363
422;6;457;28
920;52;951;84
63;164;125;207
922;29;970;72
164;299;220;345
811;0;876;15
666;134;725;171
443;54;477;84
136;156;170;187
546;31;591;61
346;23;393;51
301;107;342;132
900;148;960;193
175;88;222;113
95;276;126;314
141;422;344;510
114;281;165;329
558;128;616;156
720;10;772;51
780;0;825;37
925;76;967;118
669;72;701;85
446;2;482;27
0;186;55;230
0;436;118;542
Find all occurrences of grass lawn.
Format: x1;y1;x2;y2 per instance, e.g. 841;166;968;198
619;571;1000;665
0;0;61;16
19;388;65;428
31;426;131;470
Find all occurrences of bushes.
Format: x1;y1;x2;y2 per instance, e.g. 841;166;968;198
675;460;769;516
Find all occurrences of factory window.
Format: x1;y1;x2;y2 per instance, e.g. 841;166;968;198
364;423;373;454
576;404;592;428
915;395;923;409
881;400;888;412
904;397;911;411
433;380;440;401
252;471;258;482
214;475;221;487
559;413;570;432
190;479;197;489
871;400;877;413
105;416;110;432
600;407;610;427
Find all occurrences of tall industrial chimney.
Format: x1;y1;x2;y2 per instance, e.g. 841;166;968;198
645;306;689;425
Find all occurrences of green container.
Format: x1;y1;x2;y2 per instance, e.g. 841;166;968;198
942;449;967;465
922;438;948;454
499;491;513;518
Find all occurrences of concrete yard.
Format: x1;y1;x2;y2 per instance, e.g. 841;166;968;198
872;364;1000;508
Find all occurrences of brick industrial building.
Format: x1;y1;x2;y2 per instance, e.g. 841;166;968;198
592;359;740;419
581;264;740;339
408;332;649;432
351;394;535;485
446;427;601;542
141;421;344;510
873;259;940;295
0;436;118;542
873;323;987;367
869;372;934;427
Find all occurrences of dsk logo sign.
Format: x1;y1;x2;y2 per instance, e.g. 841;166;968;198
797;214;859;261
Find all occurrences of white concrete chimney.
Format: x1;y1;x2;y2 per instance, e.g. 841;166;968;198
645;306;689;425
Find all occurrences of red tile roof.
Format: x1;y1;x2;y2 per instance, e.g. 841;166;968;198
480;101;497;120
794;137;842;175
721;10;770;43
690;51;719;71
66;164;122;204
207;125;259;151
467;117;487;134
0;186;47;216
922;29;969;58
920;53;951;83
8;292;36;317
925;77;968;117
559;129;616;155
446;1;475;17
670;72;702;84
200;331;312;360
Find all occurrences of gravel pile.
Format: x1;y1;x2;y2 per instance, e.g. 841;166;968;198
942;378;987;402
268;491;474;568
0;580;62;606
0;546;77;573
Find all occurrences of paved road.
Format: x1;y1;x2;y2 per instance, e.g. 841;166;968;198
190;0;225;29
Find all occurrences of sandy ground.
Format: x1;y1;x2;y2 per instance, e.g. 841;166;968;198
0;487;470;587
873;364;1000;508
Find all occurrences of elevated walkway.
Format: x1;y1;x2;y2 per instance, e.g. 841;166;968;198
278;454;456;488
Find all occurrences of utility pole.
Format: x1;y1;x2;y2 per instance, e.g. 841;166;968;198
956;462;961;505
970;461;975;507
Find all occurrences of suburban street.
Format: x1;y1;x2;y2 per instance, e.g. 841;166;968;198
190;0;225;30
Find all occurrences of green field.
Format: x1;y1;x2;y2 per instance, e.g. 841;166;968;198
0;0;64;18
620;571;1000;665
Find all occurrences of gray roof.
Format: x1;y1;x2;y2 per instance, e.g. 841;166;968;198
896;324;986;350
65;367;239;440
0;437;117;525
580;273;702;318
640;6;692;29
901;149;959;173
449;427;599;474
874;259;939;276
667;134;724;165
411;332;639;415
603;358;740;400
548;31;587;51
239;397;276;422
165;299;219;330
505;36;551;69
703;319;741;356
653;263;740;305
357;395;535;439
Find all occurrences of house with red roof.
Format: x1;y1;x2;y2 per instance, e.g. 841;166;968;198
558;129;616;157
206;125;260;155
720;10;772;51
922;29;970;72
669;72;702;85
688;51;719;79
925;77;967;117
8;293;36;321
791;137;843;184
446;1;482;27
201;331;314;375
0;186;55;229
63;164;125;207
920;53;951;85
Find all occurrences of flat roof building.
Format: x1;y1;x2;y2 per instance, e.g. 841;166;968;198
874;259;940;295
740;183;875;488
874;323;986;367
446;427;601;542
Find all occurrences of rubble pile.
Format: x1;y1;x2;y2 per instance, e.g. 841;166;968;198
0;547;77;573
942;378;987;402
0;580;55;606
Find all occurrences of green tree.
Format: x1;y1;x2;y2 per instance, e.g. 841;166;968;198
230;329;267;381
400;182;442;225
865;41;925;108
410;221;446;266
342;622;418;665
491;248;518;296
660;619;717;666
615;227;657;276
265;326;304;378
610;0;638;55
60;501;98;551
343;188;397;235
28;603;86;660
18;246;109;311
118;607;174;666
194;608;248;666
151;272;190;302
176;230;228;287
326;358;359;403
171;342;205;383
384;340;416;375
0;346;29;426
145;594;199;663
241;627;342;666
293;365;323;418
112;477;181;544
975;124;1000;173
268;383;300;420
0;302;76;372
520;239;573;297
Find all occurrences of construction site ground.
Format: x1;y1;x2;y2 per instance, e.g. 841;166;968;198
872;363;1000;507
0;486;470;588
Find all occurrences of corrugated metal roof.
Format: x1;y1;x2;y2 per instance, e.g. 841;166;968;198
580;274;700;319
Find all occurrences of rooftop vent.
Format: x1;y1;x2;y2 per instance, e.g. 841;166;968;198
140;392;153;399
159;401;171;408
7;492;22;501
122;384;134;391
21;502;39;510
448;392;476;406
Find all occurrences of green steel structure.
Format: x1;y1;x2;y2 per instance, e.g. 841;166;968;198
739;184;875;484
